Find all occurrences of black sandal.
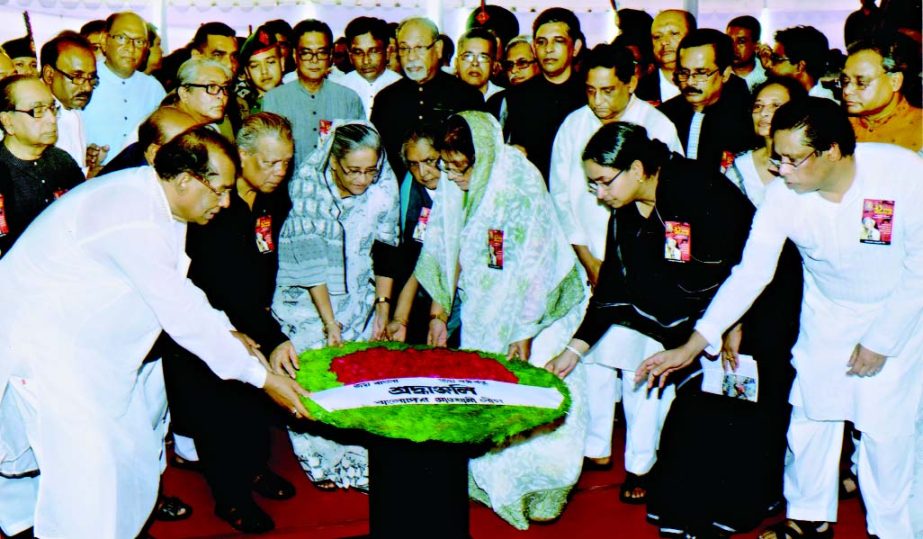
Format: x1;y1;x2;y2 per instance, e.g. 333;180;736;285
760;519;833;539
154;495;192;521
619;472;647;505
252;470;296;500
215;501;275;534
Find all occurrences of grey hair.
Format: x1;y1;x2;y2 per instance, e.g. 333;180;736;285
236;112;293;153
506;35;532;49
396;17;439;42
329;123;381;161
177;57;232;85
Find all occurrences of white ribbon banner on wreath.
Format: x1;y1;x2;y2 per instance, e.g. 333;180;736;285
310;377;563;411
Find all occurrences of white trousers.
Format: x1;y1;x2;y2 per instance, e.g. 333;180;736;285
911;397;923;538
785;406;914;539
621;372;674;475
0;380;38;537
584;362;619;458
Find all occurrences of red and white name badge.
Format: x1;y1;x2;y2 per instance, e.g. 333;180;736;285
413;207;430;243
720;151;736;174
0;194;9;236
664;221;691;263
319;119;332;136
860;199;894;245
487;229;504;269
255;215;275;254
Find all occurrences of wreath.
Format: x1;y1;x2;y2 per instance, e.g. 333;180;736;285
295;341;571;444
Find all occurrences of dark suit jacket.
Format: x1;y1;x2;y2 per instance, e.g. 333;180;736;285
658;75;757;173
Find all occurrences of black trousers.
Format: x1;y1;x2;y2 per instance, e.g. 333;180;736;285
162;347;275;507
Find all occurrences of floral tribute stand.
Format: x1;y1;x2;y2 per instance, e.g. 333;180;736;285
296;342;571;539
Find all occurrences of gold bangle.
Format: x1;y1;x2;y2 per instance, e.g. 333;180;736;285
375;296;390;305
429;311;448;323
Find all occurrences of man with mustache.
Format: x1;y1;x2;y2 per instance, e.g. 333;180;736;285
659;29;753;173
159;113;298;534
1;36;38;77
0;126;310;539
262;19;364;170
650;9;695;105
335;17;401;121
40;31;107;179
81;11;166;165
0;75;84;257
486;7;586;183
371;16;483;180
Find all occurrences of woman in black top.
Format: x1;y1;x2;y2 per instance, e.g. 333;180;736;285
547;122;800;537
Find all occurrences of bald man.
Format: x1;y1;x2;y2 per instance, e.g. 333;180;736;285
82;11;166;164
650;9;696;104
98;106;202;176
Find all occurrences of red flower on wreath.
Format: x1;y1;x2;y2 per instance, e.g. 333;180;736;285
330;348;519;385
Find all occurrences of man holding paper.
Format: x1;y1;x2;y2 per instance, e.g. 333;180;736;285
639;97;923;539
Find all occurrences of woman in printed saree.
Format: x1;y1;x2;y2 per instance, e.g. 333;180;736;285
414;110;589;529
272;120;399;491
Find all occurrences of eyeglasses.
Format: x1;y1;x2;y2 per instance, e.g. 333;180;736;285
51;65;100;88
587;169;624;194
337;163;381;180
407;157;439;171
503;58;535;71
768;53;791;65
297;48;331;61
837;73;885;92
183;83;232;96
8;103;60;119
190;173;233;199
437;159;472;176
460;52;492;65
768;150;818;172
397;41;436;57
675;68;720;83
109;33;148;49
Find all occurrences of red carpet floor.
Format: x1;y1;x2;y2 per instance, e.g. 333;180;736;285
149;423;871;539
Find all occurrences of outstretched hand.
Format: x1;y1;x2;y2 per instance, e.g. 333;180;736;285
635;332;709;389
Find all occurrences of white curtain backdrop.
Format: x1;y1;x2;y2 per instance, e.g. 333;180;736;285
0;0;850;61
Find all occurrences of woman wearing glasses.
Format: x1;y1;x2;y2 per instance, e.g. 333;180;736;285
546;121;797;537
415;111;588;529
273;121;399;491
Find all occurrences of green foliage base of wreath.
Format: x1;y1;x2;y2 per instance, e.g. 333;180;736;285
295;341;571;445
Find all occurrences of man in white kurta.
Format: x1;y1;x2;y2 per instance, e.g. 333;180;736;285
549;43;683;479
81;12;166;165
40;32;107;178
0;128;309;539
641;98;922;539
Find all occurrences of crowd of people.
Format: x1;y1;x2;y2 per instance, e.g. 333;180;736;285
0;1;920;538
